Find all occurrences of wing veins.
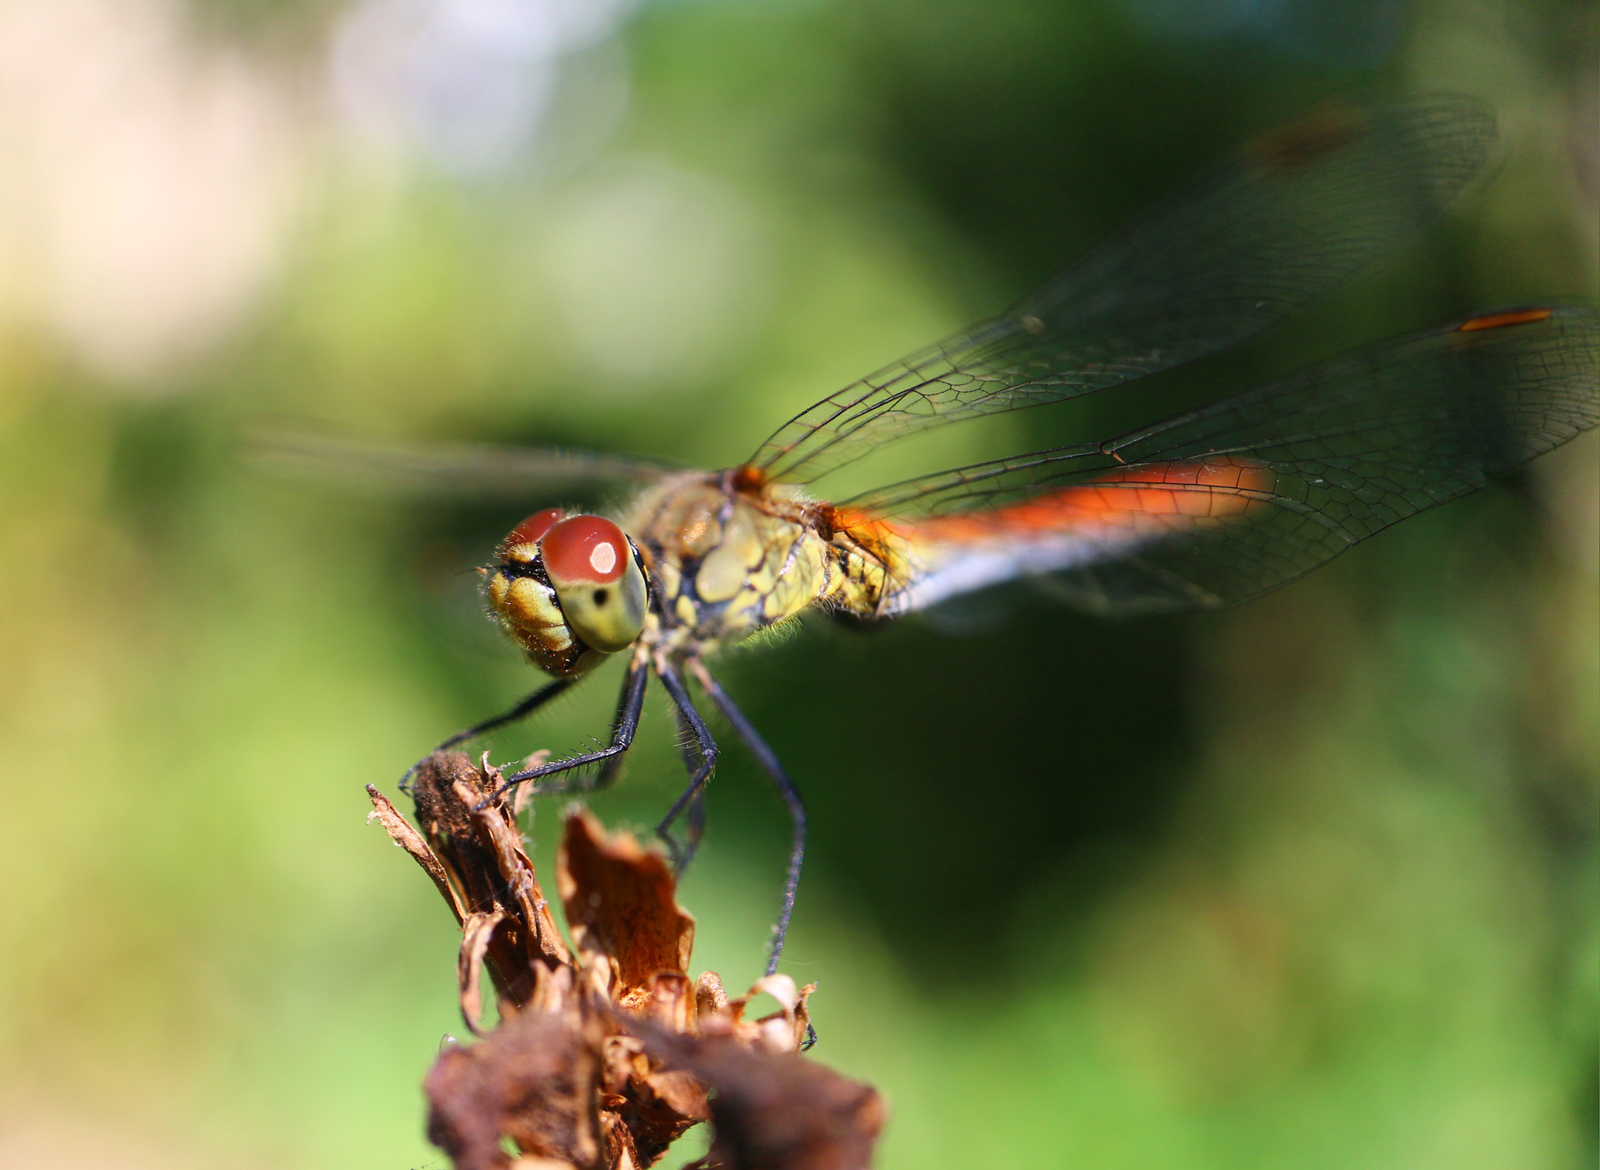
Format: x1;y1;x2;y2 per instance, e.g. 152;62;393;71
856;305;1597;614
745;98;1497;485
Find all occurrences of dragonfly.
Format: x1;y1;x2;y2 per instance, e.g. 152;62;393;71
270;97;1599;976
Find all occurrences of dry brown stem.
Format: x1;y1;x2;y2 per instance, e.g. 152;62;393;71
368;751;884;1170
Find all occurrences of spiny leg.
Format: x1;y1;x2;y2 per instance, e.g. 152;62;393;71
589;731;632;792
663;681;713;873
402;677;573;791
484;655;649;806
581;667;651;793
689;658;806;978
684;790;709;864
654;662;719;874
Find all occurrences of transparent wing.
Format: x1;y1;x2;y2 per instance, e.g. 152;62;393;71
847;306;1598;614
246;423;674;501
747;97;1497;485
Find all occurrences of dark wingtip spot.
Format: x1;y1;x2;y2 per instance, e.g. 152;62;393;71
1458;307;1553;332
1248;103;1364;174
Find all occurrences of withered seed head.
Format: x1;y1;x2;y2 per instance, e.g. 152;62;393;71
370;752;883;1170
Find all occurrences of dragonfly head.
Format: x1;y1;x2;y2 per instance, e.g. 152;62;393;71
485;509;649;675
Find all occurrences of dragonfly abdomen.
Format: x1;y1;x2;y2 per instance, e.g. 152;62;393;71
876;457;1278;614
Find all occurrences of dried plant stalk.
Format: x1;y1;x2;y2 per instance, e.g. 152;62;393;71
368;751;884;1170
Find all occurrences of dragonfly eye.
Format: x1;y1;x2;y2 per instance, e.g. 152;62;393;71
498;507;566;564
540;514;647;653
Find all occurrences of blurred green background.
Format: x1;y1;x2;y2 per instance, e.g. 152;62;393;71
0;0;1594;1167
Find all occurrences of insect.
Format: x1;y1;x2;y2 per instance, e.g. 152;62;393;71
280;98;1597;975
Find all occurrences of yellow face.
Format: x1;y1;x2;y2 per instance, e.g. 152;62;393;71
485;509;649;675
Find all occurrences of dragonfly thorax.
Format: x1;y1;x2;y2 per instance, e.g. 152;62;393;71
485;509;649;676
619;472;902;654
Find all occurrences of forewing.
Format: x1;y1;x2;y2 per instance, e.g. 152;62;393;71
247;424;673;501
747;98;1496;485
849;306;1598;614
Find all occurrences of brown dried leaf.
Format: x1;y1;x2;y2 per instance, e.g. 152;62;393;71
696;974;815;1056
426;1008;603;1170
694;973;730;1020
644;1033;884;1170
368;784;464;923
644;972;695;1034
460;911;511;1036
557;809;694;1007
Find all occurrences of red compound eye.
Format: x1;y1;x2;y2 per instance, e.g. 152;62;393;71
541;515;629;585
499;508;565;559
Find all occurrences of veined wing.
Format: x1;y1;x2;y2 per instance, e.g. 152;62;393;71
247;423;674;500
746;98;1496;485
839;306;1598;615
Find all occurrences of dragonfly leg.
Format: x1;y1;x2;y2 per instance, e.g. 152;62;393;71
402;677;574;791
663;692;713;873
483;656;649;806
688;659;806;978
653;662;719;873
686;790;709;858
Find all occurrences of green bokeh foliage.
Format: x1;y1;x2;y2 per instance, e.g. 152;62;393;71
0;1;1593;1167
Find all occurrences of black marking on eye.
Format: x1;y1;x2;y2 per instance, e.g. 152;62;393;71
593;588;609;606
626;537;656;603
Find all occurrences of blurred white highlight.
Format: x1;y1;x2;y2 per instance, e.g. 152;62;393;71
0;0;300;388
331;0;636;175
